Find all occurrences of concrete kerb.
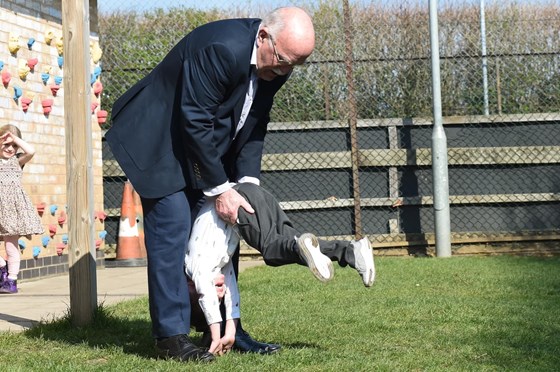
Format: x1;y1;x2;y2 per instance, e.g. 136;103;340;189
0;259;264;333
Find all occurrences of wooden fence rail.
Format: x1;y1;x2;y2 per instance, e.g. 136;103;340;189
102;112;560;255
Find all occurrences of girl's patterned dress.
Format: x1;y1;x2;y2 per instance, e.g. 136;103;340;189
0;155;43;237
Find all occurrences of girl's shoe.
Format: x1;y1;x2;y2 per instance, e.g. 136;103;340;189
0;278;17;294
0;266;7;285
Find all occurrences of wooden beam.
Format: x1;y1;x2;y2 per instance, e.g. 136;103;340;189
259;146;560;170
277;192;560;210
62;0;97;327
103;159;124;177
104;191;560;217
104;145;560;176
261;151;351;170
367;230;560;248
446;146;560;165
239;230;560;255
267;112;560;131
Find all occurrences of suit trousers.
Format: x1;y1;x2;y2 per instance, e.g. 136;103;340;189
141;188;204;338
188;183;357;333
234;183;356;269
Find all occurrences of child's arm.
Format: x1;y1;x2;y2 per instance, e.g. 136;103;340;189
207;322;224;355
1;132;35;167
207;274;226;355
219;258;241;351
186;233;227;330
184;199;240;354
221;318;238;352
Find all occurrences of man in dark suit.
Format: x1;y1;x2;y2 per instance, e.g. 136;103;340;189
106;7;316;362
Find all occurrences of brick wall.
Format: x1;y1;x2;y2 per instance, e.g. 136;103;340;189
0;3;107;279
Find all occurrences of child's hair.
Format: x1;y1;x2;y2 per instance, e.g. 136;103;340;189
0;124;22;139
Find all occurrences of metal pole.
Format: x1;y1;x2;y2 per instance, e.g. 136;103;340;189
480;0;490;115
429;0;451;257
343;0;363;240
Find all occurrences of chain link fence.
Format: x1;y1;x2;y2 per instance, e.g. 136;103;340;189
99;0;560;256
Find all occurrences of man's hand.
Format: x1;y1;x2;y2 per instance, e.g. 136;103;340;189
215;188;254;224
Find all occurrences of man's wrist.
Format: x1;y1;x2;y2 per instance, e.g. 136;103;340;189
237;176;260;185
203;181;236;197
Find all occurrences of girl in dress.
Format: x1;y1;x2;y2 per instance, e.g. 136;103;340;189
0;125;44;293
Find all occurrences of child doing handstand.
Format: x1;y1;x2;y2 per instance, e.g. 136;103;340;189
185;182;375;355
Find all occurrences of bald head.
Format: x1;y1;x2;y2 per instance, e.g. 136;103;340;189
261;7;315;62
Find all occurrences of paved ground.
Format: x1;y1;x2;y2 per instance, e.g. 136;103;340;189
0;260;265;332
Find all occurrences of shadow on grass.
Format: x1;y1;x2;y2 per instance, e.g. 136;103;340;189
22;302;158;359
19;301;318;360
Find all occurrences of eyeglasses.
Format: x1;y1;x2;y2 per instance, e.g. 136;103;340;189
268;34;294;67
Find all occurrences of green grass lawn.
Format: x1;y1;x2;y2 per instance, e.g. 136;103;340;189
1;256;559;371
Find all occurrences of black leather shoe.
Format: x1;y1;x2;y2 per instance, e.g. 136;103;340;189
233;329;281;354
155;334;215;362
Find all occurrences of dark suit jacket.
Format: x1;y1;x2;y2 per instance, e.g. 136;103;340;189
105;18;288;198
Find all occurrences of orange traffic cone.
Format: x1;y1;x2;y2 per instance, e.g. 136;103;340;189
110;181;146;267
132;189;147;258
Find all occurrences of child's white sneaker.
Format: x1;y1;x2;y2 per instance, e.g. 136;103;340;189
351;237;375;287
296;233;334;282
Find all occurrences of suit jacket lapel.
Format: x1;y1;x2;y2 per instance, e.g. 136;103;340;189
231;22;261;139
230;77;283;153
231;78;251;140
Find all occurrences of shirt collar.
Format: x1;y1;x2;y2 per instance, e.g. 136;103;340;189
250;25;260;67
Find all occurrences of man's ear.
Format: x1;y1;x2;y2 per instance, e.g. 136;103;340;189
258;28;268;44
